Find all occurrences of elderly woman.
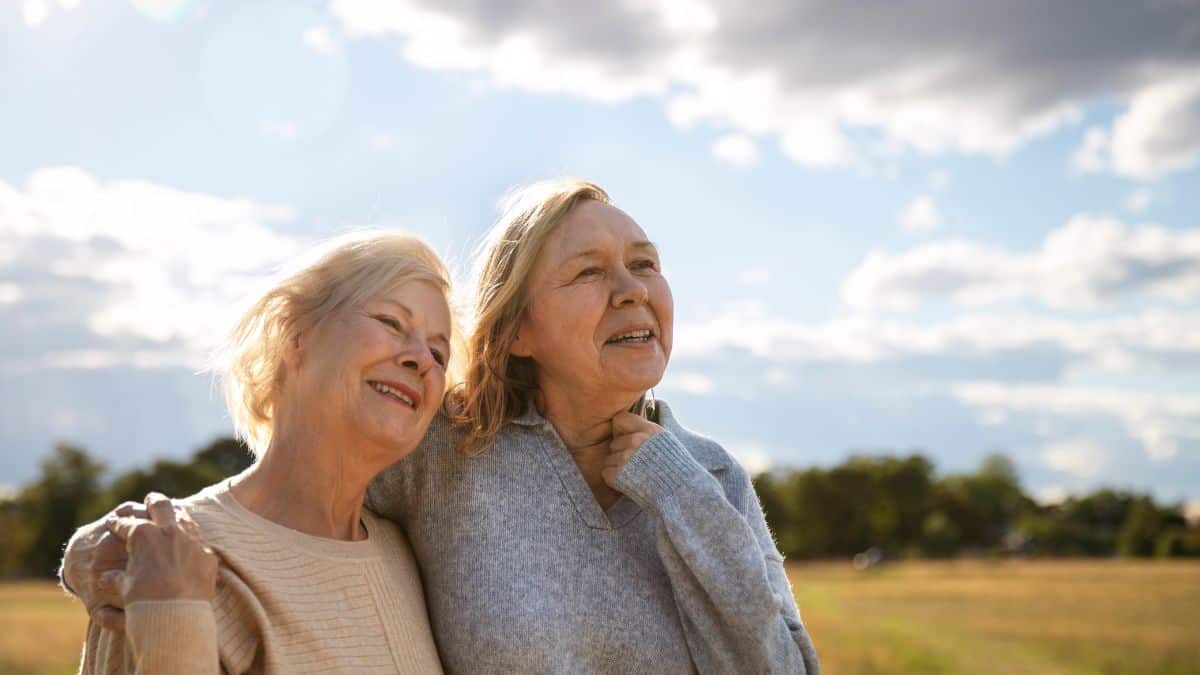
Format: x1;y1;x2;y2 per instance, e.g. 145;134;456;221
65;179;820;674
74;232;453;673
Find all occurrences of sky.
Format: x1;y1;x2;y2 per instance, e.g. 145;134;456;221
2;0;1199;510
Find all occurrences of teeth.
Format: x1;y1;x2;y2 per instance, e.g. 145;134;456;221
370;381;414;407
608;329;652;343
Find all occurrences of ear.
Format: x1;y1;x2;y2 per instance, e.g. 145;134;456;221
283;330;305;372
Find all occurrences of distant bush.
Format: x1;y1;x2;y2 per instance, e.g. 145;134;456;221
754;454;1199;561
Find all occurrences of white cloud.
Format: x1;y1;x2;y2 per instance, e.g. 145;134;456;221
979;408;1009;426
1074;75;1200;181
302;25;341;56
0;283;21;305
662;371;716;395
728;443;773;475
363;129;407;152
673;301;1200;375
1124;187;1152;213
1071;126;1110;174
23;0;49;27
330;1;1200;174
952;381;1200;461
843;214;1200;310
1041;439;1109;479
0;167;305;365
128;0;191;22
899;195;941;233
1034;484;1069;505
1185;499;1200;526
764;367;793;386
711;133;759;167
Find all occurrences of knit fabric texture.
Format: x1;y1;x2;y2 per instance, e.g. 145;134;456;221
367;399;820;674
79;481;443;674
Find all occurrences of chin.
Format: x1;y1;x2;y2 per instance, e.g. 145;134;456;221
612;370;665;394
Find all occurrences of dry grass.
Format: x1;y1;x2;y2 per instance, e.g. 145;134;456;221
0;582;88;675
2;561;1197;674
792;559;1200;675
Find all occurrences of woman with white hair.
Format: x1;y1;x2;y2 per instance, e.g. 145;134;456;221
66;179;820;674
75;232;455;673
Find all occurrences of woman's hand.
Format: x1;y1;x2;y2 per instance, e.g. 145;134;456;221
106;493;218;604
62;501;151;631
602;411;663;488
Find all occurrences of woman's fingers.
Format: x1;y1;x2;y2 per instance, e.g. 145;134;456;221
113;501;148;519
612;410;656;435
106;515;147;547
144;492;177;527
600;447;638;488
603;411;664;489
84;568;127;631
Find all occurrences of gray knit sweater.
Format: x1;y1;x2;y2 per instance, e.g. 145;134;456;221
366;400;820;674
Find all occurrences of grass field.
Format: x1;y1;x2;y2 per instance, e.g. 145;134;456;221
3;560;1198;674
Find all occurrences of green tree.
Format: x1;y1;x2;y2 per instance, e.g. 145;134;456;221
20;444;106;578
86;437;254;520
1115;497;1165;557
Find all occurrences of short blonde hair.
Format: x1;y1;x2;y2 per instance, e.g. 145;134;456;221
448;178;609;455
216;231;455;457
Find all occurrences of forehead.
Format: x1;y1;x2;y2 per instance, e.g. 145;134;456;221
542;200;650;261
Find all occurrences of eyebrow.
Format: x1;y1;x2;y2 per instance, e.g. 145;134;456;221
377;299;450;345
561;240;659;263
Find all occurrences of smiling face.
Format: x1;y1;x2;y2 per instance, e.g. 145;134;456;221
511;200;673;407
292;278;452;460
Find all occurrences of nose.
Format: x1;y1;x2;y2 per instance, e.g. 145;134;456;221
395;334;433;374
611;267;650;308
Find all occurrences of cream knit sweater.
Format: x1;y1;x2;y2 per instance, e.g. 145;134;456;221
79;481;443;674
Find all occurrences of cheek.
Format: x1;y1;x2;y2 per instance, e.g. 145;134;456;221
532;290;604;348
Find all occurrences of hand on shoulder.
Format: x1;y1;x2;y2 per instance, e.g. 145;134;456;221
106;493;218;604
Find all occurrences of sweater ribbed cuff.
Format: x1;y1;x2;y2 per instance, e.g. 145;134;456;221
127;599;219;675
613;430;709;508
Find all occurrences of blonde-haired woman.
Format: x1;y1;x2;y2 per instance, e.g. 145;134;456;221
367;179;820;673
66;180;819;673
75;231;452;674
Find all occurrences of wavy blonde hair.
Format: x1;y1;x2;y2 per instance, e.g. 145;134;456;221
215;230;456;457
448;178;610;455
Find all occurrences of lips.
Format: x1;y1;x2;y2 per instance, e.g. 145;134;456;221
367;379;421;410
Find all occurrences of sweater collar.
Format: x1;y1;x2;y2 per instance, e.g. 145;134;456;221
509;397;729;472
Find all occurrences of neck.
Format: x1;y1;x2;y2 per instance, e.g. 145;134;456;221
230;417;384;542
535;380;641;451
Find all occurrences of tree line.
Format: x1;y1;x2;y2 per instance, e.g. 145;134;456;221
753;453;1200;560
1;440;253;579
2;441;1198;579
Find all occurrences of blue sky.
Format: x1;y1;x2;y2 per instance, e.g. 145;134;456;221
2;0;1199;511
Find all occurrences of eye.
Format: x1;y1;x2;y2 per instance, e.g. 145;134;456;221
631;258;658;273
575;266;604;280
430;348;447;367
373;314;402;332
